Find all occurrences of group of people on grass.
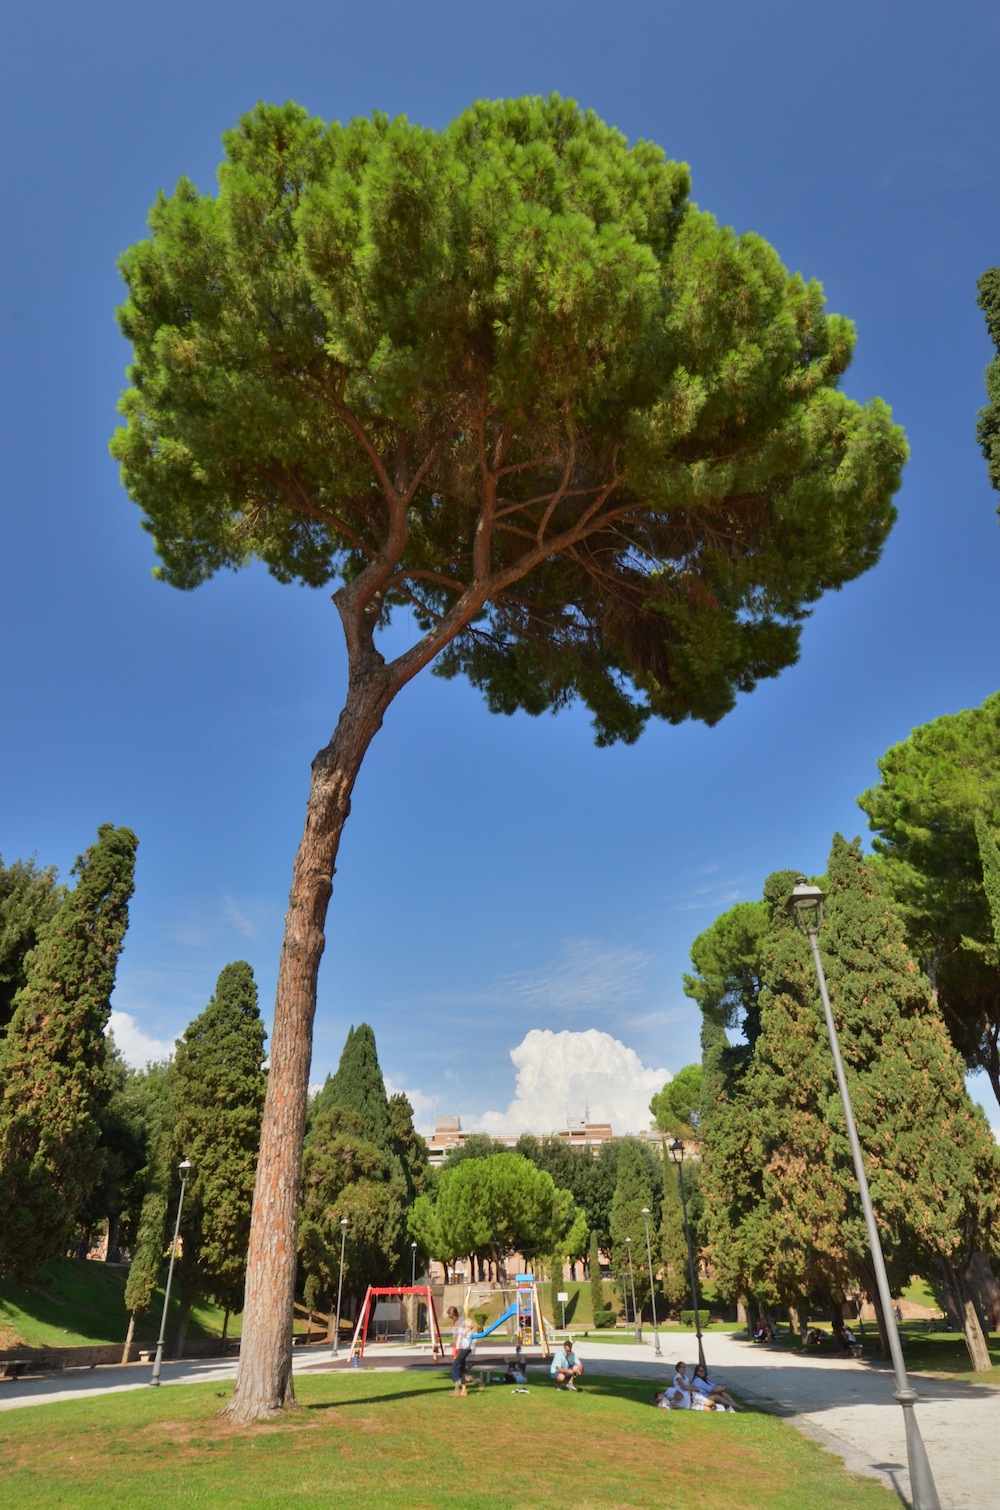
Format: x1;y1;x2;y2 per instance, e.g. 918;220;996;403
446;1309;585;1397
653;1360;739;1412
446;1309;738;1413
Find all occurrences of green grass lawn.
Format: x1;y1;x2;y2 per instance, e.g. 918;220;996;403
0;1258;240;1349
0;1368;901;1509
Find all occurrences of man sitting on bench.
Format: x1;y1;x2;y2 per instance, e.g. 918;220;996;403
550;1338;584;1390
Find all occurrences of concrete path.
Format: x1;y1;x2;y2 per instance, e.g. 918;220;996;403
2;1332;996;1507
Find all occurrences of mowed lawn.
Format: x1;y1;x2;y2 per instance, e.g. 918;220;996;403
0;1368;900;1509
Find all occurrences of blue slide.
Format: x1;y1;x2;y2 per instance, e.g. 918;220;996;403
471;1301;519;1340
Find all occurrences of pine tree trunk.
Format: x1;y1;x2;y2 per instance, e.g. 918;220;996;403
220;1309;230;1353
947;1261;993;1372
175;1295;192;1360
121;1310;136;1365
968;1250;1000;1331
223;664;394;1425
105;1212;121;1264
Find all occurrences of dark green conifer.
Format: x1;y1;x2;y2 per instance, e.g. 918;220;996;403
701;839;999;1368
609;1139;657;1311
168;962;267;1326
977;267;1000;494
0;824;137;1278
0;853;64;1033
313;1025;394;1152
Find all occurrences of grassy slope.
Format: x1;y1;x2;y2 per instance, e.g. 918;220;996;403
0;1369;901;1510
0;1259;239;1349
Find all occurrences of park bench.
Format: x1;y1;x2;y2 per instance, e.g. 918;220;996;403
2;1359;31;1379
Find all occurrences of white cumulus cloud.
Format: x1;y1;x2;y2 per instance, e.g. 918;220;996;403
107;1010;175;1068
476;1028;671;1138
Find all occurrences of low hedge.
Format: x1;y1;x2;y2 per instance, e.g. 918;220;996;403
680;1309;711;1330
592;1307;618;1330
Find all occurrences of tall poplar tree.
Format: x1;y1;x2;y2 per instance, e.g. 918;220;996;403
170;961;267;1328
0;824;138;1278
112;95;907;1420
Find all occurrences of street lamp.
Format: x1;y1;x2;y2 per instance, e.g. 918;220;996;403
411;1240;417;1287
669;1139;706;1372
149;1158;192;1387
640;1207;662;1357
625;1236;641;1341
333;1217;349;1358
787;877;940;1510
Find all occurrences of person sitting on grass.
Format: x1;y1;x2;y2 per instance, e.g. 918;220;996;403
550;1338;584;1390
664;1360;694;1408
690;1362;739;1411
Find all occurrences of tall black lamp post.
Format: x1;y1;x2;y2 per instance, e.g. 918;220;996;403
669;1139;706;1372
150;1158;192;1387
787;876;940;1510
640;1207;662;1358
333;1216;349;1358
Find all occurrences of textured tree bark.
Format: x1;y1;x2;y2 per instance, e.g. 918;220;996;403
948;1261;993;1373
223;662;393;1424
121;1311;136;1366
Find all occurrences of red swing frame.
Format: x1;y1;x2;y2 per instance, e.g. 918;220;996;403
348;1285;445;1360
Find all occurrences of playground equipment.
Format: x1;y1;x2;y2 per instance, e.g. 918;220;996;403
349;1286;445;1361
470;1275;552;1357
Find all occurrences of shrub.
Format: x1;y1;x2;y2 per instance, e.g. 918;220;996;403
593;1307;617;1330
680;1309;711;1330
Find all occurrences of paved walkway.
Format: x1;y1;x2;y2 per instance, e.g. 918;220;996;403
2;1332;996;1507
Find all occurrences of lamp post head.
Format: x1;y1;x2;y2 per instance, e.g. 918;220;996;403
411;1241;417;1250
641;1207;650;1217
340;1217;349;1232
178;1158;192;1179
625;1236;631;1246
787;876;826;934
669;1139;683;1165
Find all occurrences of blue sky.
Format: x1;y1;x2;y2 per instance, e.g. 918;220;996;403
2;1;998;1135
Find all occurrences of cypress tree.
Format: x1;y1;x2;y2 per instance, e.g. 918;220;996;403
0;824;137;1278
977;267;1000;493
300;1023;409;1303
313;1024;394;1152
588;1230;605;1321
0;853;64;1033
122;1063;175;1361
974;810;1000;951
170;961;267;1325
387;1091;431;1198
701;838;1000;1368
609;1139;656;1312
